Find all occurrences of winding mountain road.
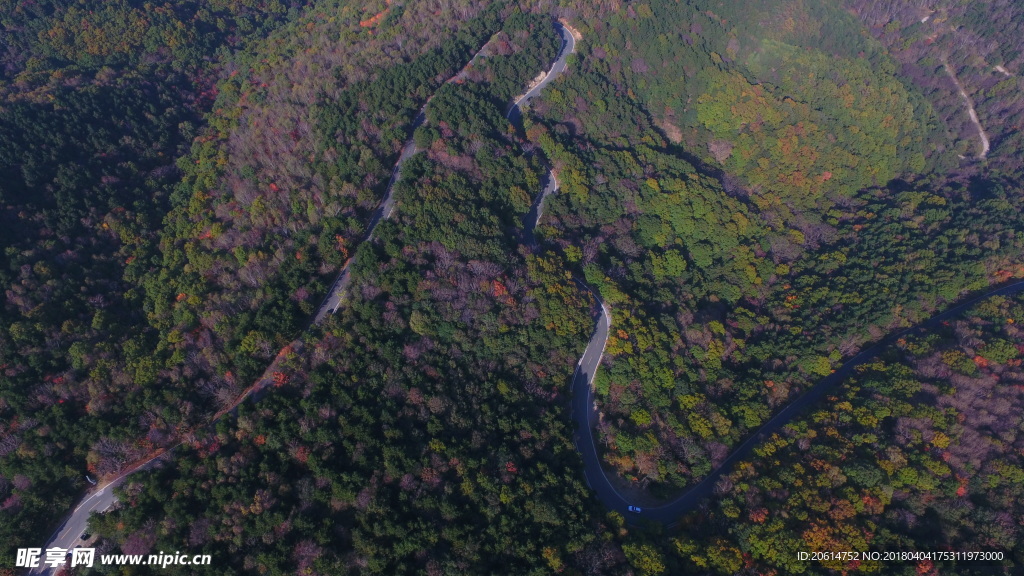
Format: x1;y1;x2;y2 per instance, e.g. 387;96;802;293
29;36;496;576
506;21;651;520
33;27;576;571
547;181;1024;523
29;19;1024;576
506;21;575;125
629;278;1024;524
512;21;1024;526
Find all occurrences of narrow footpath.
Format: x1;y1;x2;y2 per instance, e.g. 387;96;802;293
943;59;991;159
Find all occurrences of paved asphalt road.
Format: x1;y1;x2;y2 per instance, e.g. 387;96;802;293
30;16;1024;574
27;453;168;575
317;20;576;324
507;18;661;521
572;279;1024;525
523;170;558;236
507;21;575;125
507;19;652;520
27;482;118;574
509;24;1024;527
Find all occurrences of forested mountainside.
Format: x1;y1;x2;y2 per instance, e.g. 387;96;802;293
842;0;1024;166
1;0;523;562
2;0;1024;574
0;0;321;555
86;21;601;572
671;292;1024;575
560;0;953;216
0;0;312;78
530;0;1024;497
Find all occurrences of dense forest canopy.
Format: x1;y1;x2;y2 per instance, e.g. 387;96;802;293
0;0;311;78
2;0;1024;574
561;0;951;218
672;292;1024;575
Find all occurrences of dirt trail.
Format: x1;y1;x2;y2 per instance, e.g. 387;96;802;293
943;59;990;159
33;34;502;575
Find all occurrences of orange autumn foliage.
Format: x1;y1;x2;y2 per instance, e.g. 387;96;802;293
360;1;392;28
